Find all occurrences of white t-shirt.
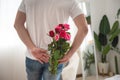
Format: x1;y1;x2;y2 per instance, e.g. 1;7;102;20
18;0;83;60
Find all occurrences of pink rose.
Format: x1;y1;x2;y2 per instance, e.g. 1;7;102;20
63;24;70;31
49;30;55;37
65;33;71;40
54;34;59;41
59;30;67;39
55;26;62;33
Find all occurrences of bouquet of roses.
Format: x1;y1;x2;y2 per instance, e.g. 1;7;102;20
48;23;71;75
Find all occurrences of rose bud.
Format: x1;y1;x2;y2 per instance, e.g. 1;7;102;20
49;30;55;37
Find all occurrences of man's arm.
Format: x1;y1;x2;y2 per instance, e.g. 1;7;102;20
14;11;35;50
59;14;88;64
14;11;49;63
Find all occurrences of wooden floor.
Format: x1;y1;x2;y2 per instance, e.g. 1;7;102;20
76;75;109;80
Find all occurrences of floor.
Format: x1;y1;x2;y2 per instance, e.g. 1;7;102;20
76;75;109;80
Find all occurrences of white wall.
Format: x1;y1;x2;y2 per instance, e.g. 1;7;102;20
90;0;106;33
106;0;120;74
90;0;120;74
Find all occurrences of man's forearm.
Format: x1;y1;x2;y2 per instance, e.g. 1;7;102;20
58;27;88;64
14;25;36;50
68;29;88;56
14;11;35;50
68;14;88;57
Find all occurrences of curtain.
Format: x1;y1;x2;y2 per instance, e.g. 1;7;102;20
0;0;26;80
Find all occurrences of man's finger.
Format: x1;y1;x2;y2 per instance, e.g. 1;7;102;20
58;57;66;62
42;53;50;59
40;48;47;52
59;60;67;64
37;59;43;64
58;58;67;63
41;57;49;63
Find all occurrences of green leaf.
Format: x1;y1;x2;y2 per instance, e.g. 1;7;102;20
112;36;119;47
54;60;58;67
99;15;110;35
102;44;111;55
64;42;69;47
98;33;107;46
86;15;91;24
117;8;120;19
109;21;119;35
48;46;52;51
109;29;120;41
53;50;60;59
49;58;52;65
94;32;102;51
60;50;66;54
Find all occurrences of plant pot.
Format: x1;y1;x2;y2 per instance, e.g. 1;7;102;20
98;62;109;75
89;63;96;75
84;69;90;77
84;63;96;76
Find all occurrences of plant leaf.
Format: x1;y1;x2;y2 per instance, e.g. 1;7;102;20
98;33;107;46
117;8;120;19
109;29;120;41
86;15;91;24
53;50;60;59
102;44;111;55
112;36;119;47
99;15;110;35
109;21;119;35
94;32;102;51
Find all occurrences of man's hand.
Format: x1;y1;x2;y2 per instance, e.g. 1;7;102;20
58;53;72;64
31;47;50;64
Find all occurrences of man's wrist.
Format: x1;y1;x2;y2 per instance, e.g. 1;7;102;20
67;50;73;58
67;47;77;57
28;45;36;51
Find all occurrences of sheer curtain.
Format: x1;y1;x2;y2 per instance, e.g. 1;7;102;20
0;0;26;80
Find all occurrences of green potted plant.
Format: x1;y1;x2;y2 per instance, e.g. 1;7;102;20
109;8;120;54
84;47;95;75
83;44;96;75
84;50;95;70
86;15;91;25
94;14;120;74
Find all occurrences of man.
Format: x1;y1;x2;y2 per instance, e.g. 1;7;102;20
14;0;88;80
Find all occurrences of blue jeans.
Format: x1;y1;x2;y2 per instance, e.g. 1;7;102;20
26;57;63;80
